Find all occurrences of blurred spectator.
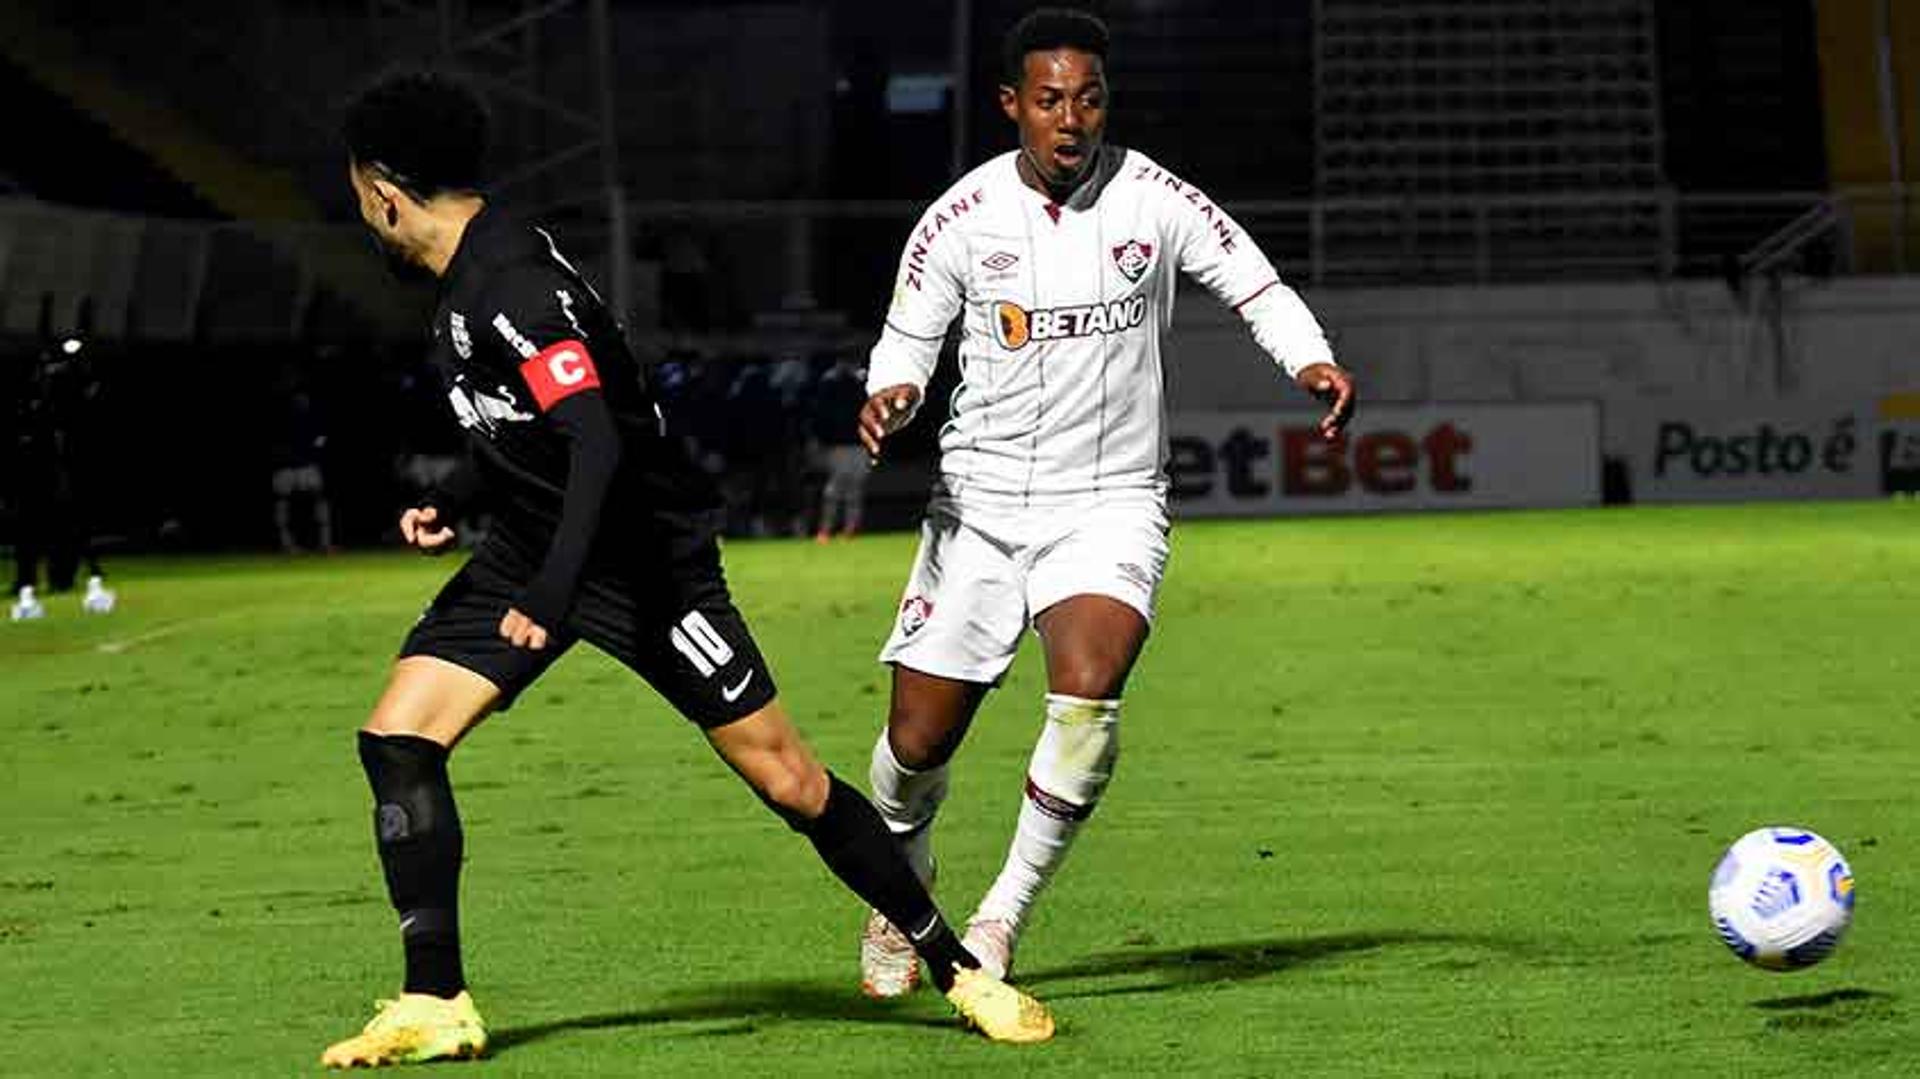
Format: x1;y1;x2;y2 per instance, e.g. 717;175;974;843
671;353;733;481
8;339;112;614
723;361;797;536
388;361;470;543
769;349;813;407
810;352;871;542
270;387;334;553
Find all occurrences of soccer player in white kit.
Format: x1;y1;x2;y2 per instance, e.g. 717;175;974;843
855;8;1357;996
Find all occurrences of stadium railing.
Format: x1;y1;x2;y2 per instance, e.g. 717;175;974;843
1;187;1910;344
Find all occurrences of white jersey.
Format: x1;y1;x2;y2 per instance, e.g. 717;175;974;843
869;146;1333;505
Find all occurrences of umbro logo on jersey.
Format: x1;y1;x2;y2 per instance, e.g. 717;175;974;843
1112;240;1154;283
992;295;1148;351
981;251;1019;272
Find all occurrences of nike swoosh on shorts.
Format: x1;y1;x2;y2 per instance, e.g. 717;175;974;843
722;670;755;702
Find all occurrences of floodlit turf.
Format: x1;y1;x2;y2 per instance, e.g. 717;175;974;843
3;501;1916;1077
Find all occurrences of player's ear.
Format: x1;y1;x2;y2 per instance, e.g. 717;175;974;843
998;83;1020;122
369;178;406;226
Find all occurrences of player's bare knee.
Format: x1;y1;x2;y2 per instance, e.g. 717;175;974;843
884;718;957;771
362;701;463;747
363;659;494;746
1046;656;1130;701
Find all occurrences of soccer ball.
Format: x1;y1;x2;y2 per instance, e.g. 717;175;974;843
1709;826;1855;971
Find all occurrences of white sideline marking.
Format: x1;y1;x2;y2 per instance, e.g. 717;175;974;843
95;621;199;654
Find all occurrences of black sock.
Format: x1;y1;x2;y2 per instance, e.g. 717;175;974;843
358;732;467;998
791;773;978;992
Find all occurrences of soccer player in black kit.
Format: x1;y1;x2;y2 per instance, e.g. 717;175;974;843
321;72;1053;1068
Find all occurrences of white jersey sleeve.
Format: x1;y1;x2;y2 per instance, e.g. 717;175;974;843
1162;173;1333;379
867;193;973;408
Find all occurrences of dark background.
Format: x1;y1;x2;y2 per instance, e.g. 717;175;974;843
0;0;1845;552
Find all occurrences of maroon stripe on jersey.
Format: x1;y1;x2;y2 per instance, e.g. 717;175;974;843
884;319;946;343
1232;279;1280;311
1025;776;1094;821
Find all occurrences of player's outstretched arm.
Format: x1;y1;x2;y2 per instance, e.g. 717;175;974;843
400;505;457;553
501;389;623;651
1295;362;1357;441
858;383;923;459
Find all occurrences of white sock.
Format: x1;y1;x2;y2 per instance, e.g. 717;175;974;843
974;694;1120;929
867;729;948;886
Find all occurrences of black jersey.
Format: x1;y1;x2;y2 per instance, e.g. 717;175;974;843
422;204;718;629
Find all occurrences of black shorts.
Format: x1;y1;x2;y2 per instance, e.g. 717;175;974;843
399;540;778;727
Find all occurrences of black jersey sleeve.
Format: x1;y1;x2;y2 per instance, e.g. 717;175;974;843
515;390;621;628
479;269;624;629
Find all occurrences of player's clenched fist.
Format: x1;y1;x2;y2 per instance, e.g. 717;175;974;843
858;383;923;459
498;607;549;651
400;505;457;553
1294;362;1357;442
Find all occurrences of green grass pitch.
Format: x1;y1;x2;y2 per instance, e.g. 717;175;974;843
3;502;1915;1077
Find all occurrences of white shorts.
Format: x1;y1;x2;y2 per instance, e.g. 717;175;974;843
878;493;1171;684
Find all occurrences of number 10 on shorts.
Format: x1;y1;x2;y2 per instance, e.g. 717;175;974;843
670;610;735;677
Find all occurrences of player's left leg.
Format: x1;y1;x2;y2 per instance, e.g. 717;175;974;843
45;496;82;592
967;597;1143;976
271;468;298;552
832;447;869;538
577;573;1050;1041
313;483;336;552
815;482;839;543
10;526;44;619
705;701;976;982
967;496;1168;977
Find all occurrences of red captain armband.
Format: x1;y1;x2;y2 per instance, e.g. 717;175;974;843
518;339;602;411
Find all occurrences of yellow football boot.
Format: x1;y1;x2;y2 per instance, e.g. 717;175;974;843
943;966;1055;1044
320;991;487;1068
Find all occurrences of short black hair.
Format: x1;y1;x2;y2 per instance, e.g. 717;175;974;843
1001;7;1110;87
343;70;489;199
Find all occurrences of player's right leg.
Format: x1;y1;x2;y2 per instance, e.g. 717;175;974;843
862;504;1024;996
10;520;43;619
324;550;564;1069
271;468;297;552
815;463;842;543
322;656;499;1069
861;668;989;996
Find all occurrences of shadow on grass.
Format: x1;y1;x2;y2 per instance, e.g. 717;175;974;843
1751;987;1898;1033
1019;931;1513;1001
492;930;1507;1053
1751;987;1896;1011
490;982;950;1052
